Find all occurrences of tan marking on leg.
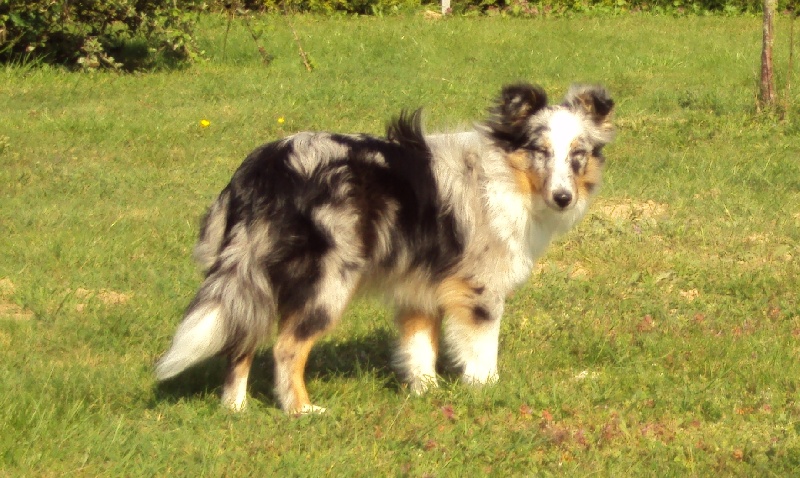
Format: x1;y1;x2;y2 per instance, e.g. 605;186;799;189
396;309;441;394
397;310;441;355
436;276;483;320
273;322;324;414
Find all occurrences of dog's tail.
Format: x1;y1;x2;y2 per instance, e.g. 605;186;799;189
156;187;274;381
193;186;231;271
155;300;228;381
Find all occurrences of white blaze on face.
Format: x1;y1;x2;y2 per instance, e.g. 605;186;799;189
545;109;583;209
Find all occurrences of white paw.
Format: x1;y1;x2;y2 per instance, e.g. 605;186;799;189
221;395;247;412
295;404;327;415
462;369;499;386
408;375;439;395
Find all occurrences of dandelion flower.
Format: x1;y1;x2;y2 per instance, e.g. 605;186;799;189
200;119;211;128
277;117;285;124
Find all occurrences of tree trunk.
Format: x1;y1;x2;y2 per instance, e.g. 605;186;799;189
760;0;777;110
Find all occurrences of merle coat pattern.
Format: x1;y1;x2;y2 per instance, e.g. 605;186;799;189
156;83;615;414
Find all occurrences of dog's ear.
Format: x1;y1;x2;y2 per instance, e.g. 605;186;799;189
563;84;614;127
485;83;548;150
495;83;549;124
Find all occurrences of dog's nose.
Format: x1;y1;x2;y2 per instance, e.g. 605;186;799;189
552;190;573;208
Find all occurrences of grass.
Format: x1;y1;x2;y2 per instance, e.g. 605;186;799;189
2;12;800;476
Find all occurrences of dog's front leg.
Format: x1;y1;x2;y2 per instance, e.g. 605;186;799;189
444;297;503;386
394;309;442;394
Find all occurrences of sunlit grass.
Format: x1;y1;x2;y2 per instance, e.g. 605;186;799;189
1;13;799;475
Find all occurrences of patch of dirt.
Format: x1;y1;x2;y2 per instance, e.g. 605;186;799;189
746;233;770;244
422;9;443;19
74;288;133;312
0;278;34;320
0;278;16;295
0;301;34;320
531;261;592;279
597;199;669;221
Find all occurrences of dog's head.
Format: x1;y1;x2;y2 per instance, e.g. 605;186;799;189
485;83;615;212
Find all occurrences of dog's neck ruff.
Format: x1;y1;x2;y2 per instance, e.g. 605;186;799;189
480;143;592;289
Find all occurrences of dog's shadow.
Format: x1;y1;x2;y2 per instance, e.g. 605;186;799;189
153;327;400;408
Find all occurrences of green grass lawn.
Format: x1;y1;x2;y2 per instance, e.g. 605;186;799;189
2;12;800;475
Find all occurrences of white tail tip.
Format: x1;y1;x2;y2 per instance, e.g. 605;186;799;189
155;306;225;381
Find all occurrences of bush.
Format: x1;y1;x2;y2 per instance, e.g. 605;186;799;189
0;0;204;70
450;0;790;16
0;0;791;70
226;0;423;15
220;0;790;15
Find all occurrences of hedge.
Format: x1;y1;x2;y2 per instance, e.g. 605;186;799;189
0;0;204;70
0;0;791;69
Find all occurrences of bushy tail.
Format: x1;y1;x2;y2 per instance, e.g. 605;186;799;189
155;303;226;380
193;187;231;271
156;186;274;381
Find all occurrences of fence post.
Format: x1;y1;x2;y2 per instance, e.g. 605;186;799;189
759;0;777;110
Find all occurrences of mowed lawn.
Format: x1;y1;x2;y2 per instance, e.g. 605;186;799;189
2;13;800;475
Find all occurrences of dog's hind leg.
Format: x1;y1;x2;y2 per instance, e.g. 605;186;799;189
273;264;360;414
273;321;328;414
394;309;441;394
222;352;255;411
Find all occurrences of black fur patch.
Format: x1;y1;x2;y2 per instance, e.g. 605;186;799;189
562;85;615;124
485;83;549;151
571;158;582;175
472;305;492;322
294;307;332;340
327;123;465;277
387;108;427;153
592;147;606;165
583;181;599;194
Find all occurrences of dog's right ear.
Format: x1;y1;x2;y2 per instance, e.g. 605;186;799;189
485;83;548;150
562;84;614;128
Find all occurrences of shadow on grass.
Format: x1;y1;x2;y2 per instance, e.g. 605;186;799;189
153;327;399;409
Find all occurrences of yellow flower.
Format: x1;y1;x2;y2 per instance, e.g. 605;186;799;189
199;119;211;128
277;117;285;124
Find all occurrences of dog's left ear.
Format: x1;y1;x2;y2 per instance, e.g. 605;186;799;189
563;84;614;127
486;83;549;150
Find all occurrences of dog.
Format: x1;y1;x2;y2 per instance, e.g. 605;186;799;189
155;82;614;414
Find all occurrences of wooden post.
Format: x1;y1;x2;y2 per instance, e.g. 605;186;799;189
442;0;450;15
759;0;777;110
784;9;796;119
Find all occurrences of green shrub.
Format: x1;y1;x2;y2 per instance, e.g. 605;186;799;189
227;0;424;15
218;0;790;15
450;0;789;16
0;0;204;70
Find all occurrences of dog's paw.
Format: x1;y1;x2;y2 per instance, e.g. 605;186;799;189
221;395;248;412
294;404;327;415
408;375;439;395
461;370;499;386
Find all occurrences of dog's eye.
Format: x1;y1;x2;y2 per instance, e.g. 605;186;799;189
570;150;587;173
570;149;588;159
526;144;549;156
